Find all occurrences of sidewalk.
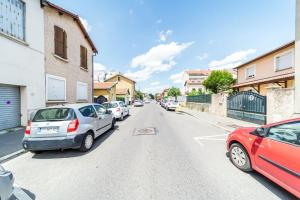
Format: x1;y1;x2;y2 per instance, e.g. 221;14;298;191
0;127;25;162
181;107;259;132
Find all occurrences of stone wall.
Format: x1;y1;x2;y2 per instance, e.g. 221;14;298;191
209;93;228;117
185;102;210;112
266;88;295;123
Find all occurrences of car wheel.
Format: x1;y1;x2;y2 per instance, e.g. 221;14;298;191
111;118;116;130
229;143;252;172
80;132;94;152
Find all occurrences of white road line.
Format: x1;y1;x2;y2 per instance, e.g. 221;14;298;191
194;134;228;146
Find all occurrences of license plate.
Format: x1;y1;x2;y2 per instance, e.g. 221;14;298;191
40;127;59;134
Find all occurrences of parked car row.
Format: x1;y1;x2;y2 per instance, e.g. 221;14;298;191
22;102;130;154
226;118;300;198
159;99;179;111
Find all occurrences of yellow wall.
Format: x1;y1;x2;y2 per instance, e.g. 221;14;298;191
94;86;116;101
106;75;135;100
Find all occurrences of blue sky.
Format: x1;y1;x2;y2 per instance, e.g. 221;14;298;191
51;0;295;93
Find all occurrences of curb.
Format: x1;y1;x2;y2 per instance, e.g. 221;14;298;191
0;149;26;164
181;110;234;132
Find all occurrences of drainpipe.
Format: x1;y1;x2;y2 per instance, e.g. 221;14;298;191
295;0;300;114
92;53;97;103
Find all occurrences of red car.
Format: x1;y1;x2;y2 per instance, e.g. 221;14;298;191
226;118;300;198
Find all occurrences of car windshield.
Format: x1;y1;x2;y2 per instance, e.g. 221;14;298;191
33;108;74;122
111;103;118;108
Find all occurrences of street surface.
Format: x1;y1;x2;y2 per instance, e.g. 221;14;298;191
3;102;297;200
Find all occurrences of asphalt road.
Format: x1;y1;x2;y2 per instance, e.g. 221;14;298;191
3;102;298;200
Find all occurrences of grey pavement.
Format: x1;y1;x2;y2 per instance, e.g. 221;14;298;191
0;128;24;159
3;103;297;200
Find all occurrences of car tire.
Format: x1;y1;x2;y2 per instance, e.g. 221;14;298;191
80;132;94;152
111;118;115;130
29;150;42;154
229;143;252;172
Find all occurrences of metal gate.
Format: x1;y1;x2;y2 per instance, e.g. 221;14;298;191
0;85;21;130
227;91;266;125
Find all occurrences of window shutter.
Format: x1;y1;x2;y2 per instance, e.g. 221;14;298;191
54;26;65;58
63;31;67;59
80;46;88;69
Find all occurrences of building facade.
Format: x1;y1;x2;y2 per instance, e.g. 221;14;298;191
104;74;136;104
295;1;300;114
233;41;295;95
183;70;210;94
0;0;45;129
42;1;98;106
94;82;117;103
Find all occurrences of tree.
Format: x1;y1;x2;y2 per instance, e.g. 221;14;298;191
188;88;203;96
149;93;155;99
203;70;235;94
167;87;181;100
135;90;144;100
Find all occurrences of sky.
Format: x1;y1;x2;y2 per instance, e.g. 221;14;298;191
51;0;295;93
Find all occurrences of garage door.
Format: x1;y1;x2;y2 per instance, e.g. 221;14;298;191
0;85;21;130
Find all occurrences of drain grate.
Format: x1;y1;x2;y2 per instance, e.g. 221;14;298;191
133;127;157;136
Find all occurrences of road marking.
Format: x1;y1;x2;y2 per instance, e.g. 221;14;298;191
0;149;26;163
194;134;228;146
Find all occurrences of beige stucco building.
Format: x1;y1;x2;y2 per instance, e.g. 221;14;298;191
104;74;136;104
183;70;211;94
94;82;117;103
233;41;295;95
42;1;98;106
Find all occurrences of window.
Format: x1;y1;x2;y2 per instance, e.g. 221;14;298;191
54;26;67;59
118;76;121;81
33;108;75;122
267;121;300;146
79;106;97;118
246;65;255;79
77;82;88;101
46;74;66;101
80;46;88;69
94;104;106;114
274;50;294;71
0;0;25;41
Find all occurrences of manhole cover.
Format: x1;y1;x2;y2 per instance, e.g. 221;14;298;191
133;127;157;136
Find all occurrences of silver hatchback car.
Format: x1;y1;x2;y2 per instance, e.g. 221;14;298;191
22;103;115;153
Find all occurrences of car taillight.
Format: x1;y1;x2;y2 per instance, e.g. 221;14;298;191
67;119;79;133
25;121;31;135
116;108;121;112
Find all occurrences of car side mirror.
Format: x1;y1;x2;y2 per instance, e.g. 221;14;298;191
251;127;267;137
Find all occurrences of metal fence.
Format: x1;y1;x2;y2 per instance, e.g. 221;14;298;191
186;94;211;103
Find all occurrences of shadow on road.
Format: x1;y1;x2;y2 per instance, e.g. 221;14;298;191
31;125;119;160
249;172;298;200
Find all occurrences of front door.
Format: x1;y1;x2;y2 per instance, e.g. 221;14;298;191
252;121;300;194
94;105;111;135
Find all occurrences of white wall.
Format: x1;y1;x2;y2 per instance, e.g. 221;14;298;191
295;0;300;113
0;0;45;125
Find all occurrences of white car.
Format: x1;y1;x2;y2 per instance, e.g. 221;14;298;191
133;100;144;107
22;103;115;152
166;100;179;111
102;101;129;121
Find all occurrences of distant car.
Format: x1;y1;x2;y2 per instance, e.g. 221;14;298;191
102;101;129;121
0;165;14;200
144;99;150;104
22;103;115;153
165;100;179;111
160;100;167;108
134;100;144;107
226;118;300;198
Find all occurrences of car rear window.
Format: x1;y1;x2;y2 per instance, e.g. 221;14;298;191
102;103;111;109
111;103;118;108
33;108;75;122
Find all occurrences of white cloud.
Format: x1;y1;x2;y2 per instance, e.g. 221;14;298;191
143;85;169;94
169;71;184;84
209;49;256;70
94;63;107;81
159;30;173;42
196;53;208;61
79;17;92;32
156;19;162;24
150;81;160;86
125;42;193;82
